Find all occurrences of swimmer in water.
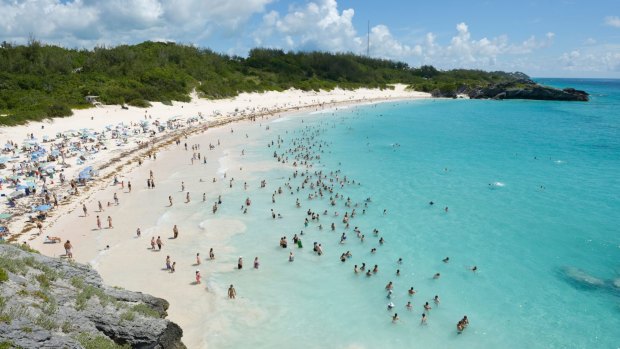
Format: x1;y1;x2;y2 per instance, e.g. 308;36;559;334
424;302;432;311
421;313;427;325
443;257;450;263
406;301;413;310
392;313;399;323
434;295;440;305
433;273;441;279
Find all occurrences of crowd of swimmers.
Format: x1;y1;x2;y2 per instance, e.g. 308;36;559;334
69;113;474;335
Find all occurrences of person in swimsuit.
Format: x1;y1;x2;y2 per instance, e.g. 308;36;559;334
64;240;73;258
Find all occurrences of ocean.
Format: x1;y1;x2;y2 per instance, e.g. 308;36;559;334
171;79;620;348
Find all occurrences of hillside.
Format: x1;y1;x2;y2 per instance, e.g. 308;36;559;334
0;40;587;126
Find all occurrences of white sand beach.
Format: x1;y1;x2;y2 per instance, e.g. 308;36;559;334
0;85;430;347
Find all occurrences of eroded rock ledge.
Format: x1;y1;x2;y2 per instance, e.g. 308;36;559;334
0;244;185;349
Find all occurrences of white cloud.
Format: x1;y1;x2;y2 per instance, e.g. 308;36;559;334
604;16;620;28
559;45;620;73
255;1;555;72
584;38;597;45
256;0;362;52
0;0;273;47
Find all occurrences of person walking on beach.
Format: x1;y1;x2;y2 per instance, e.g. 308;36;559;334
113;193;119;205
150;237;156;250
82;204;88;216
209;248;215;259
98;201;103;212
166;255;171;270
156;236;163;250
96;215;101;229
237;257;243;270
196;253;201;265
228;285;236;299
107;216;113;229
169;196;173;206
254;257;260;269
186;192;190;203
64;240;73;258
195;270;201;284
128;181;132;192
136;228;141;237
172;225;179;239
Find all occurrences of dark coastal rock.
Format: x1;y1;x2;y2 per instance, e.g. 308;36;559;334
468;84;589;101
0;244;186;349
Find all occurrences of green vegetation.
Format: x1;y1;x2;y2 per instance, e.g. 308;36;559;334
75;285;113;310
75;333;131;349
120;311;135;322
35;273;51;289
0;267;7;283
34;314;58;331
0;341;22;349
0;40;529;125
131;303;160;318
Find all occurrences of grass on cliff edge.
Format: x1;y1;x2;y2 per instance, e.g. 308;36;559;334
75;333;130;349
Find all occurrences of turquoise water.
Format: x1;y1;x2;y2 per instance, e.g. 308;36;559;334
207;79;620;348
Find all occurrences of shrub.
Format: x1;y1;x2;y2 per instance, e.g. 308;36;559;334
0;268;8;283
75;333;131;349
35;274;50;289
131;303;160;318
120;311;135;322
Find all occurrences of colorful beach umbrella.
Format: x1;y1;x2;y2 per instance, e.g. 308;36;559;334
34;204;52;211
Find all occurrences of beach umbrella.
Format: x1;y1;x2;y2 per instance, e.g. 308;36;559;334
34;204;52;212
78;166;94;179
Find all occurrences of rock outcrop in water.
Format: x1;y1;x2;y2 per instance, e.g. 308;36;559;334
0;243;185;349
467;83;589;101
428;74;589;102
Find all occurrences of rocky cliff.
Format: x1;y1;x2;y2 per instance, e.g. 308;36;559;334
427;76;589;102
466;81;589;101
0;244;185;349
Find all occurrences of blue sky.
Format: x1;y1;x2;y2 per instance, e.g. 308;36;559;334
1;0;620;77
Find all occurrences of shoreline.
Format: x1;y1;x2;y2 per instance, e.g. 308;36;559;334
0;85;431;347
0;85;430;243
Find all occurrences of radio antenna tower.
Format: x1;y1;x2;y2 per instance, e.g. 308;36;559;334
367;20;370;57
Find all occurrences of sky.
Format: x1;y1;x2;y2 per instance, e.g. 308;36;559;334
1;0;620;78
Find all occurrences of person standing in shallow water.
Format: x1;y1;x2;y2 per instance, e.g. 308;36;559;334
228;285;236;299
